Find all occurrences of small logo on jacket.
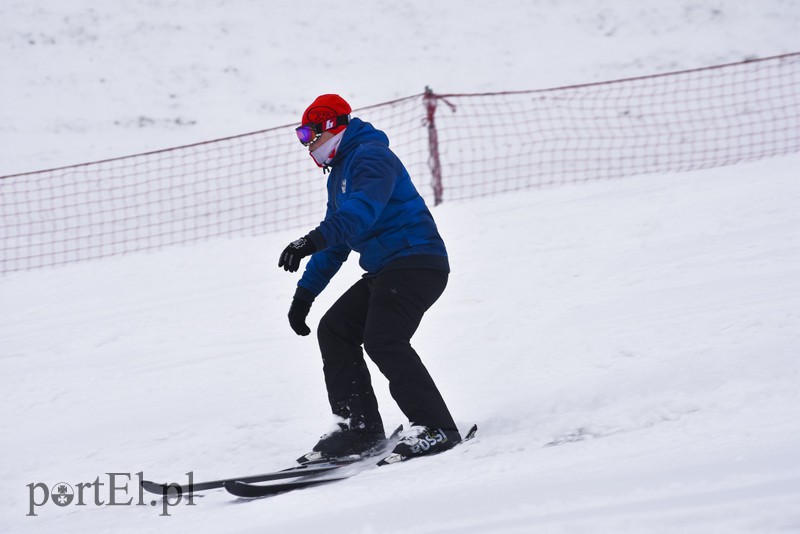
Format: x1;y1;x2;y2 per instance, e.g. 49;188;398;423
341;178;347;193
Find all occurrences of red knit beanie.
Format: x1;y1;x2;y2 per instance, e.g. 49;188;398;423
301;94;352;135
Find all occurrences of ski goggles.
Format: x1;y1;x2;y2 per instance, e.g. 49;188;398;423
295;114;350;146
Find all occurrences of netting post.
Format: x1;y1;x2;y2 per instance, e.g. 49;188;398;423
424;86;444;206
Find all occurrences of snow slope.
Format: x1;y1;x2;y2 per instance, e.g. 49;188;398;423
2;153;799;533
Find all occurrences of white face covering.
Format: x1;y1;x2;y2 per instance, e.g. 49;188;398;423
310;130;346;167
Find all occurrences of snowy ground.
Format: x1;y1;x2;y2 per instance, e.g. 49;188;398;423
2;153;799;533
2;1;800;532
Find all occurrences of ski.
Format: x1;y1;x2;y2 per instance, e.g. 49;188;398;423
224;425;405;499
224;456;379;498
140;460;353;496
225;424;478;499
224;472;352;498
141;425;403;496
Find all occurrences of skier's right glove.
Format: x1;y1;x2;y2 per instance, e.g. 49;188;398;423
288;288;315;336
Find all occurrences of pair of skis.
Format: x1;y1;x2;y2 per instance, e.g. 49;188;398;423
140;458;356;497
141;424;477;499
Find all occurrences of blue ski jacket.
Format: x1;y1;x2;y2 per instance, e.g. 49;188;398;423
297;118;449;299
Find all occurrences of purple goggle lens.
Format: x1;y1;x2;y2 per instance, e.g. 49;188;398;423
295;114;350;146
295;124;320;146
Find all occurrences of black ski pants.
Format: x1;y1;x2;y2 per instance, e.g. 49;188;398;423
317;268;458;436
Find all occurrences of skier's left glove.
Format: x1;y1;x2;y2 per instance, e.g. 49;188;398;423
278;231;323;272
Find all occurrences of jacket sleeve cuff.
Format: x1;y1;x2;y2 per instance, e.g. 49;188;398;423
307;229;327;252
293;286;316;304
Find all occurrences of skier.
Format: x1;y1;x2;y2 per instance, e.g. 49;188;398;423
279;94;462;462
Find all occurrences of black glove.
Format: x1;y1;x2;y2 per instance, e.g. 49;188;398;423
278;234;318;272
288;290;314;336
